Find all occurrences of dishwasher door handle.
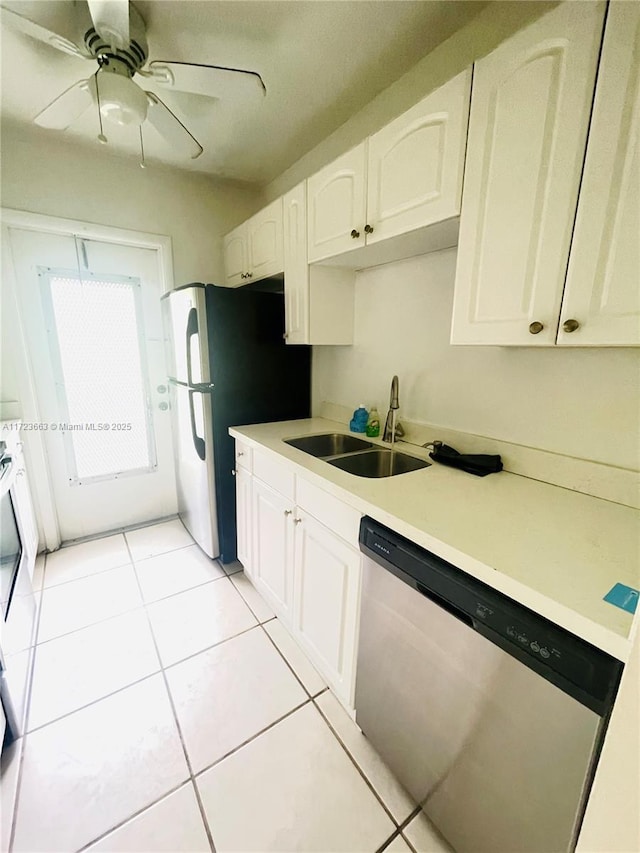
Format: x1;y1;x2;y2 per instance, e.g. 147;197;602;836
416;582;475;628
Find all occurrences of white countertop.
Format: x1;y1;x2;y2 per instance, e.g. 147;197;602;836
230;417;640;662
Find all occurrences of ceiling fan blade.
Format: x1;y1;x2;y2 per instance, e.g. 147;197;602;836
86;0;129;50
145;92;203;160
146;61;266;102
34;78;95;130
0;6;88;58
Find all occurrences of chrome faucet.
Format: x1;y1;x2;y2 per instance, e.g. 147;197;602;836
383;375;402;445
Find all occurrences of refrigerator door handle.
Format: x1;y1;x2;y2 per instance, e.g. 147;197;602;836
186;306;199;387
188;389;206;461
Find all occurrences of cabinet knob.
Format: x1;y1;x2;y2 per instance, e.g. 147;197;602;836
350;229;360;239
246;272;253;279
284;509;292;516
364;224;374;234
293;517;302;525
528;321;544;335
283;333;288;340
231;469;237;476
237;451;244;457
240;273;246;279
562;318;580;333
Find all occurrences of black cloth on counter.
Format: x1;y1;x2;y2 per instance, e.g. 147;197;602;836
428;443;503;477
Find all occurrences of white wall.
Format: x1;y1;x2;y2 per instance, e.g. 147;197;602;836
313;251;640;470
262;1;558;203
0;122;261;287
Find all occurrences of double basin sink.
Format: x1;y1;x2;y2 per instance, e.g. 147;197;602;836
284;433;430;478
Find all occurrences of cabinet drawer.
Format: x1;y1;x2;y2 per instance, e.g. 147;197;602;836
253;451;295;501
235;441;252;472
296;477;361;547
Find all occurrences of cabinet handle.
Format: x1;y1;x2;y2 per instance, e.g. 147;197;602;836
231;469;237;476
562;318;580;333
237;451;244;457
240;273;246;279
350;229;360;239
246;272;253;279
293;517;302;525
283;332;289;340
284;509;292;516
364;224;374;234
528;321;544;335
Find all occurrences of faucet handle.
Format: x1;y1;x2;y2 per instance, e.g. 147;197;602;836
422;440;442;452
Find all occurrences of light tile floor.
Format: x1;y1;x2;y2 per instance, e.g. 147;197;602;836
4;519;452;853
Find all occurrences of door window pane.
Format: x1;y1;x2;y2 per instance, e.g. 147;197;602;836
43;272;156;483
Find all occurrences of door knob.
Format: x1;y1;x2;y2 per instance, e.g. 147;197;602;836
562;318;580;333
528;321;544;335
350;229;360;239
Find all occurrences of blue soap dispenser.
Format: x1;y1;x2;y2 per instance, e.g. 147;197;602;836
350;404;369;433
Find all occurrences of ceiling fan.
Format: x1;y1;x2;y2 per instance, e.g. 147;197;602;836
1;0;266;161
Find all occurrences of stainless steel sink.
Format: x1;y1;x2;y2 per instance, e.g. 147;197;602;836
328;449;431;478
284;433;373;457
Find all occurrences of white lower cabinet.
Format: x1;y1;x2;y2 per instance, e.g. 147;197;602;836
292;509;361;705
235;466;253;575
251;477;295;625
235;445;362;708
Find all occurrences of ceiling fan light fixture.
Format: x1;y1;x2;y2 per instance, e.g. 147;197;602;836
97;70;148;126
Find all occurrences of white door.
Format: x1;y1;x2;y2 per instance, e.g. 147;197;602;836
307;142;367;262
251;477;294;623
366;70;471;244
247;198;283;281
293;510;361;705
450;2;606;346
8;227;177;541
283;182;310;344
558;1;640;347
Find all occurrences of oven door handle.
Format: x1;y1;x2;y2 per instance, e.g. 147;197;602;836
0;454;15;494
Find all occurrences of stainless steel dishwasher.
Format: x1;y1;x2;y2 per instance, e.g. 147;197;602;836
355;518;623;853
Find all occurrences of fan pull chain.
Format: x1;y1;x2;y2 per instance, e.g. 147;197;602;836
139;126;146;169
94;71;108;144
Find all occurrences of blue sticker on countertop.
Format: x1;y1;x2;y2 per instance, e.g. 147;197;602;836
603;583;639;615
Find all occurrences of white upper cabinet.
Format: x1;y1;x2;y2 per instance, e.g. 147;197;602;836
247;198;283;281
366;70;471;245
223;224;248;288
283;182;310;344
558;1;640;347
306;73;471;267
283;181;355;345
307;143;367;263
223;199;283;286
450;2;606;346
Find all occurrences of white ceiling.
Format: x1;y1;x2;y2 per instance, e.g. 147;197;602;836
0;0;486;185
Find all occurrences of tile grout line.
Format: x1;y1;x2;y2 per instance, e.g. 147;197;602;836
8;551;50;852
312;695;403;834
191;698;313;781
124;533;218;853
75;780;190;852
258;622;320;700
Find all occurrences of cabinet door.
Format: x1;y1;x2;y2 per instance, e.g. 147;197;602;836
366;70;471;245
283;182;310;344
293;511;361;706
450;2;606;346
307;142;367;262
223;224;248;287
235;467;252;576
252;478;294;623
558;2;640;347
247;198;283;281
